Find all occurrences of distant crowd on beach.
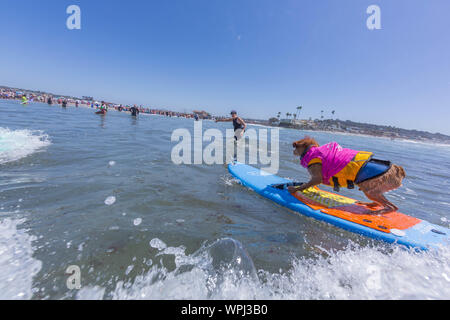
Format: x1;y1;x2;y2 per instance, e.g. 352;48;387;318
0;88;214;120
3;87;449;144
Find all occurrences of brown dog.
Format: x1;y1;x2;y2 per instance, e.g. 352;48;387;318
289;137;406;214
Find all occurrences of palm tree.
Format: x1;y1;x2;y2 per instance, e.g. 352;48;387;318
277;112;281;120
331;110;336;119
320;110;324;119
296;106;303;119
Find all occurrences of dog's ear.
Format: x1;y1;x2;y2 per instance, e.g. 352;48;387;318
293;137;319;149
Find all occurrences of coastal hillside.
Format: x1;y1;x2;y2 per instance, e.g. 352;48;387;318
250;118;450;145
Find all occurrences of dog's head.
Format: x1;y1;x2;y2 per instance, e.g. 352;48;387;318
292;136;319;157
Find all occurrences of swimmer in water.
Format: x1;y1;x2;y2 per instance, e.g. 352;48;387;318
95;101;108;114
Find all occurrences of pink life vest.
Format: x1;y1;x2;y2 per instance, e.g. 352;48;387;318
300;142;358;185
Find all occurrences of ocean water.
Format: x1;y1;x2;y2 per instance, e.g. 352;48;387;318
0;99;449;300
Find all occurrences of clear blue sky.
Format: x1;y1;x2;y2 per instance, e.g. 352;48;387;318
1;0;449;134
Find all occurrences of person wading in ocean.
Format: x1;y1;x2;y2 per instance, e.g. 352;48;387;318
215;110;247;141
130;105;140;117
216;110;247;162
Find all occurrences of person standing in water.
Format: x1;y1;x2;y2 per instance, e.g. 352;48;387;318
21;94;28;105
100;101;108;113
216;110;247;162
130;105;139;117
215;110;247;141
62;99;67;108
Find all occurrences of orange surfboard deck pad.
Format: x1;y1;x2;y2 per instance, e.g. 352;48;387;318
292;187;421;233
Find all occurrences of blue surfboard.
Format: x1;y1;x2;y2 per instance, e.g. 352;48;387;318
228;162;449;251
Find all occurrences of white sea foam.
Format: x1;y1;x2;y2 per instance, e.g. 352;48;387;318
0;218;42;300
0;127;51;164
76;239;450;300
221;175;239;186
104;196;116;206
149;238;167;251
76;286;106;300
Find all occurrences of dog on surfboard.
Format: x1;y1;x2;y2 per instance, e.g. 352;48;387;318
290;136;406;215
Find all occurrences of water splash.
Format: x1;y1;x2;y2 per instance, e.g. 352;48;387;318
0;127;51;164
0;218;42;300
75;239;450;300
104;196;116;206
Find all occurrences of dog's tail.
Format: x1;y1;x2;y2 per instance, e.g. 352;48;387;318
386;164;406;190
358;163;406;193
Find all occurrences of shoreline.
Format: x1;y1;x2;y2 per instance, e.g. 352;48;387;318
1;89;449;146
3;98;449;147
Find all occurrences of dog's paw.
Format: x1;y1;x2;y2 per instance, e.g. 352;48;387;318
356;201;379;208
369;208;395;215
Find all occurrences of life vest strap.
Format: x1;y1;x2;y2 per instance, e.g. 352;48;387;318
332;177;340;192
347;180;355;189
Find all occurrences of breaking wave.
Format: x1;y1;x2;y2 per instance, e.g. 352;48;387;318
0;218;42;300
0;127;51;164
76;238;450;300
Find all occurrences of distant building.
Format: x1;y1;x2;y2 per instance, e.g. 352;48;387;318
280;119;293;125
279;119;306;126
193;110;211;119
268;117;280;125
